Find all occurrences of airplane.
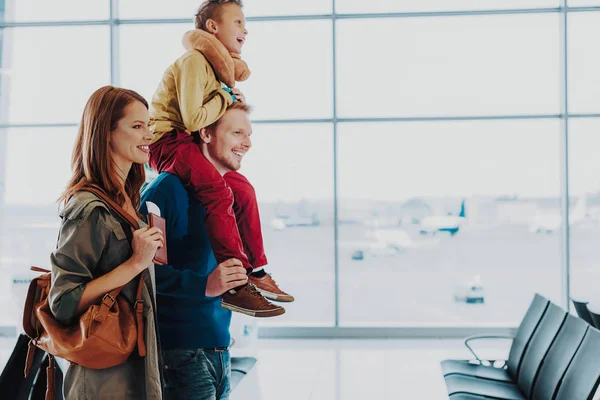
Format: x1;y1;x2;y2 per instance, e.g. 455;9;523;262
529;196;587;234
419;200;466;236
345;226;442;261
345;228;414;260
270;213;320;231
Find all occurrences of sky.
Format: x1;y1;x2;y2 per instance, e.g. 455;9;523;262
2;2;600;204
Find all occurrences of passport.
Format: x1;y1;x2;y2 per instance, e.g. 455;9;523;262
146;201;168;265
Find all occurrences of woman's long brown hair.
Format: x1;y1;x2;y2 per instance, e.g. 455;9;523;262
59;86;148;212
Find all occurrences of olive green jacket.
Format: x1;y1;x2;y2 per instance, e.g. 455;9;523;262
48;191;161;399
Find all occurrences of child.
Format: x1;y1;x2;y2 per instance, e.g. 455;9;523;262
148;0;294;317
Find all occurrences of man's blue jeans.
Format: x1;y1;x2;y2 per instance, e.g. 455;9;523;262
162;348;231;400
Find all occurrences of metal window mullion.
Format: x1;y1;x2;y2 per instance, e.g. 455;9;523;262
332;0;340;329
5;5;600;29
559;2;571;311
110;0;119;86
0;114;579;129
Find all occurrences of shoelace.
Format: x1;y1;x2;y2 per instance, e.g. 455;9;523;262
247;283;266;300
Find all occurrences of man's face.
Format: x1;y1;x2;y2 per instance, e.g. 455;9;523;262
214;4;247;54
204;108;252;175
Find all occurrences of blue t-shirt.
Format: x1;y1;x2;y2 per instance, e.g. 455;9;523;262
140;172;231;349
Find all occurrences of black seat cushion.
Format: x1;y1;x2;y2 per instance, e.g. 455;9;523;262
444;375;525;399
451;394;498;400
441;360;512;383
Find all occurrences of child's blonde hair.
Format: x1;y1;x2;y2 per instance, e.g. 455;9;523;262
195;0;244;31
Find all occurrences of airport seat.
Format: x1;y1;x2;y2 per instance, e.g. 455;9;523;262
572;297;595;326
531;314;589;400
230;356;257;391
587;303;600;330
441;294;549;383
554;327;600;400
450;395;492;400
444;303;566;398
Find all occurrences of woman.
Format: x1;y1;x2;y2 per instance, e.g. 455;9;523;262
48;86;164;399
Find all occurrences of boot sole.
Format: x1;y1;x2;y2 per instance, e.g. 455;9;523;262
221;300;286;318
256;288;295;303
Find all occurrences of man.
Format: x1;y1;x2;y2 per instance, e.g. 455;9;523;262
141;103;282;399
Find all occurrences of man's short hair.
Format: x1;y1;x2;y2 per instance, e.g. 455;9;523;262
206;101;252;133
195;0;244;30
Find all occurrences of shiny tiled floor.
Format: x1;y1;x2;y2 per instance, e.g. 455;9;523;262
230;338;510;400
0;335;510;399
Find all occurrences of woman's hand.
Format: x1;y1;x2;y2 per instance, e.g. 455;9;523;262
129;227;164;272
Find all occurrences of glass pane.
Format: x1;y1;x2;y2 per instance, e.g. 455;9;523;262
237;20;333;120
337;0;558;13
568;12;600;114
336;14;560;118
568;0;600;6
119;24;190;104
3;0;108;22
119;0;330;20
568;119;600;304
0;127;76;332
338;119;561;326
0;26;110;124
244;0;332;17
4;128;76;205
242;123;334;326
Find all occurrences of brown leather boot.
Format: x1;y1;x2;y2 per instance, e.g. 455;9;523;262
221;283;285;317
249;273;295;302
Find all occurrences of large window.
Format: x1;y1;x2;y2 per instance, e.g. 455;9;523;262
568;119;600;304
338;120;562;326
0;0;596;340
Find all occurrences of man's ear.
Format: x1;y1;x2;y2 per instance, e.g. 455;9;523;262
205;19;218;34
199;128;212;143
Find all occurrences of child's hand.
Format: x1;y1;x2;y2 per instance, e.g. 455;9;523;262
230;88;245;104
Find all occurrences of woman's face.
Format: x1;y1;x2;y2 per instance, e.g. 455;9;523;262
110;100;152;169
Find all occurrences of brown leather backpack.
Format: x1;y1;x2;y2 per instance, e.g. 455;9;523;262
22;186;147;400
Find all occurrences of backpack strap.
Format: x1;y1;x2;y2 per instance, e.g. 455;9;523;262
24;339;37;377
81;185;140;230
45;355;56;400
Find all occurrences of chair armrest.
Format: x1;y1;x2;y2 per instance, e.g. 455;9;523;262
464;334;514;361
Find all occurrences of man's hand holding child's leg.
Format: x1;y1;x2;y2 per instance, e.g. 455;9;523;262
206;258;248;297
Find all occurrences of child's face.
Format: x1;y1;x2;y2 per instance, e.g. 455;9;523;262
214;4;247;54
